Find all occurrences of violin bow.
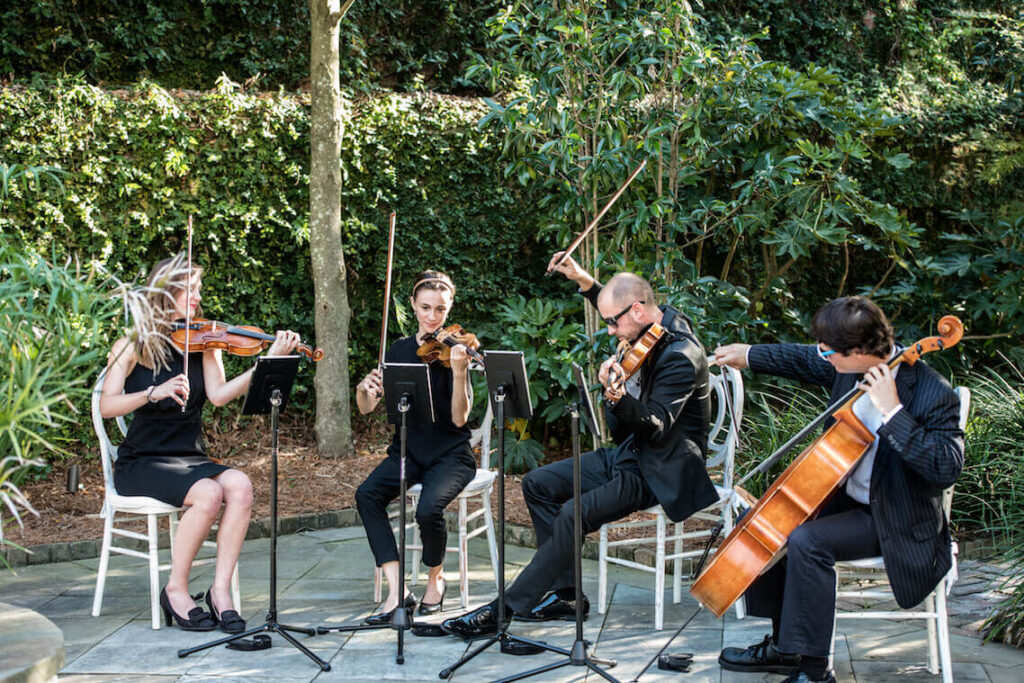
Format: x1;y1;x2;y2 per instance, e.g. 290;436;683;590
378;211;397;370
181;214;194;413
546;157;648;275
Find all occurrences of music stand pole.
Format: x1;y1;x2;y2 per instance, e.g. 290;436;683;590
317;363;433;665
178;385;330;670
486;402;618;683
439;386;571;680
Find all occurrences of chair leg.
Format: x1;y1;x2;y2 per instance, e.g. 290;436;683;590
482;490;499;591
598;524;609;616
147;514;161;630
672;521;683;604
925;592;939;674
458;497;469;610
935;581;953;683
409;494;421;587
655;512;666;631
91;511;114;618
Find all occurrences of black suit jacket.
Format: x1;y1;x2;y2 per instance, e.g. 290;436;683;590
582;286;719;522
748;343;964;607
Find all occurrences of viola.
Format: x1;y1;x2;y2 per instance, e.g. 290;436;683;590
171;319;325;361
605;322;666;401
416;324;485;368
688;316;964;618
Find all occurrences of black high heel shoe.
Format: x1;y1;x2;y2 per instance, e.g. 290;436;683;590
417;578;447;615
364;593;417;626
159;587;216;631
205;587;246;634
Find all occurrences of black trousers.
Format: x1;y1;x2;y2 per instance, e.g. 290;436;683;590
504;447;658;615
743;490;880;658
355;451;476;568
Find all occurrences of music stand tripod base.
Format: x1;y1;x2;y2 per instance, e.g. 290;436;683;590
178;357;330;671
440;353;617;682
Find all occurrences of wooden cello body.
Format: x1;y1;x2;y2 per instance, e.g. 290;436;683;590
689;316;964;618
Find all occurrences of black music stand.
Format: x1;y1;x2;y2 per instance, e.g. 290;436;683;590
177;356;331;670
316;362;434;665
441;350;576;681
485;363;618;682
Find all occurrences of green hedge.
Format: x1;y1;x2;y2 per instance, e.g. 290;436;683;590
0;81;551;412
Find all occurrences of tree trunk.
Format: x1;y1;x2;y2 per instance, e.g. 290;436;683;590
309;0;354;456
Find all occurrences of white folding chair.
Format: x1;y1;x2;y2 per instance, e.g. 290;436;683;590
598;357;746;629
90;369;240;629
373;398;500;609
832;386;971;683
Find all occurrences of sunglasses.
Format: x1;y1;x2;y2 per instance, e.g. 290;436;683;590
602;300;645;327
817;343;837;360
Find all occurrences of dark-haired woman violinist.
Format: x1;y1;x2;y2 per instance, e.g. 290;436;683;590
99;254;301;633
354;270;477;624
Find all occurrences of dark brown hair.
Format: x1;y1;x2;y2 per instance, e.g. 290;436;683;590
411;270;455;299
810;296;893;358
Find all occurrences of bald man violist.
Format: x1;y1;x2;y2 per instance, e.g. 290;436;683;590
441;254;717;640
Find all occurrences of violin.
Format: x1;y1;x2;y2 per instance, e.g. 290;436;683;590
416;324;485;367
605;323;666;401
171;319;325;361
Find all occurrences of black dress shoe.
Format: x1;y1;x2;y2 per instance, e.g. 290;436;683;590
781;671;836;683
718;634;800;674
514;592;589;622
206;587;246;634
159;587;216;631
440;603;508;641
417;578;446;615
364;593;417;626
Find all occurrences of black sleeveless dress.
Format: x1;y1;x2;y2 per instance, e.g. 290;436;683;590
113;349;229;506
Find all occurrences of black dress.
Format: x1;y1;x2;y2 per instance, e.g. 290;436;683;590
113;349;228;507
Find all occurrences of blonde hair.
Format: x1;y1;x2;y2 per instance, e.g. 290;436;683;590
127;253;202;370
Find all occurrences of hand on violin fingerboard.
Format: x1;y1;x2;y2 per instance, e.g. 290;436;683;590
448;344;471;373
547;251;596;290
266;330;301;357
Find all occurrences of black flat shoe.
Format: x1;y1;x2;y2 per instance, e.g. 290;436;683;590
159;587;216;631
718;634;800;674
417;578;447;615
440;602;508;641
514;592;589;622
205;587;246;634
364;593;416;626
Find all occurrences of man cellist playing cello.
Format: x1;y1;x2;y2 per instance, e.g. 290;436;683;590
712;296;965;683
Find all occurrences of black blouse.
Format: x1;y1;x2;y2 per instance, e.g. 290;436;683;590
383;336;472;466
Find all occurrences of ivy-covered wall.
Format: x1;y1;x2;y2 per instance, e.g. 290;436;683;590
0;82;551;401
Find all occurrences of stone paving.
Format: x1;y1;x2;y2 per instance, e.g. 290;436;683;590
1;525;1022;682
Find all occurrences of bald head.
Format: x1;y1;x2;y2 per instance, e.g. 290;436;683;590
602;273;656;309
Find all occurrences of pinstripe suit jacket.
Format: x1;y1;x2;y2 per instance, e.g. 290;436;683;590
748;343;964;608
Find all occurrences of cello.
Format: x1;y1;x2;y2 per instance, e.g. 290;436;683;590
689;315;964;618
